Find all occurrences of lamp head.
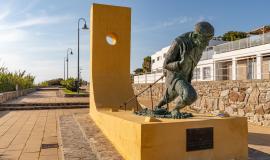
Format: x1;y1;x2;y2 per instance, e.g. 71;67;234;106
82;23;89;30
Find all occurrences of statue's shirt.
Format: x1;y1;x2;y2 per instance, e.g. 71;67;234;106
163;32;206;87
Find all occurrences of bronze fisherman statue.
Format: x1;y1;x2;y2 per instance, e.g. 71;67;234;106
154;21;214;118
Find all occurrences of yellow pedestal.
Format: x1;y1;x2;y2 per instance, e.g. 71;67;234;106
90;110;248;160
89;3;248;160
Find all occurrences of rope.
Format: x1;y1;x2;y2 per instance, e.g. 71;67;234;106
120;75;165;110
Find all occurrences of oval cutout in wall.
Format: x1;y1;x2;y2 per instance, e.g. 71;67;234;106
106;33;117;45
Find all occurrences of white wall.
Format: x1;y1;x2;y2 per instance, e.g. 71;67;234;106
133;72;165;84
151;46;170;72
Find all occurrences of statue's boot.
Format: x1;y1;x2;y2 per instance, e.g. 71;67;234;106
153;107;168;115
171;109;182;119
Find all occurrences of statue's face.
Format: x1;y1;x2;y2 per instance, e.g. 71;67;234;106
202;34;213;42
193;32;213;47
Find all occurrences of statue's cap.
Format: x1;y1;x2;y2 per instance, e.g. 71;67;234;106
194;21;214;37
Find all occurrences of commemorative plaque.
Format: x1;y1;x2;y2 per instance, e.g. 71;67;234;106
186;127;214;152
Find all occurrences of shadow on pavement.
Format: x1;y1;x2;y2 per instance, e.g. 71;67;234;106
249;132;270;146
249;147;270;160
0;111;10;118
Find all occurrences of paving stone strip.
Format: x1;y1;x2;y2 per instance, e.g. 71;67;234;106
58;115;97;160
5;90;89;104
0;105;88;111
1;103;89;107
74;113;123;160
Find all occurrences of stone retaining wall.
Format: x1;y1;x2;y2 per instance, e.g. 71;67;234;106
133;80;270;126
0;88;36;103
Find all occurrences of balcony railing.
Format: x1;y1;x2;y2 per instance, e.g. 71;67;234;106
200;50;214;60
214;32;270;54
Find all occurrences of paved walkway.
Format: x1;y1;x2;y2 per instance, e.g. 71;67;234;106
0;109;88;160
248;124;270;159
0;108;268;160
5;90;89;104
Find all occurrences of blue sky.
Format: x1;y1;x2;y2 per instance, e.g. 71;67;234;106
0;0;269;83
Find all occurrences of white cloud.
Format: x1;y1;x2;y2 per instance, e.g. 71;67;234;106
196;16;215;23
0;15;73;30
0;10;10;21
0;0;89;83
0;29;27;42
134;16;193;32
161;17;193;27
18;0;41;15
133;15;217;33
197;16;205;22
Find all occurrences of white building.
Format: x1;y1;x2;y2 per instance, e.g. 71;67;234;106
151;46;170;73
150;39;225;81
134;26;270;83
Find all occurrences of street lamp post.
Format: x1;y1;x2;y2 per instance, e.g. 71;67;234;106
64;57;66;80
66;48;73;79
77;18;89;93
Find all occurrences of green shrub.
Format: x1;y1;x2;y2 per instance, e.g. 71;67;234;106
0;67;35;93
61;78;77;92
38;81;49;87
38;78;63;87
46;78;63;86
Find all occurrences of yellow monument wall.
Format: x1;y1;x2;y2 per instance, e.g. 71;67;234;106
90;3;138;111
89;3;248;160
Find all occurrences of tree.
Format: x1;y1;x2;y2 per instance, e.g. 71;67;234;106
221;31;248;41
142;56;151;73
133;68;144;75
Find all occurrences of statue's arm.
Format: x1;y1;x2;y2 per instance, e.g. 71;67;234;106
163;40;185;72
164;61;181;71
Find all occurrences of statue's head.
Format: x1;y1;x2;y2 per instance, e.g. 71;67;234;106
194;21;214;43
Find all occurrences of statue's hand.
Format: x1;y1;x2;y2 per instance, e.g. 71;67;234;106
163;69;167;76
164;61;181;72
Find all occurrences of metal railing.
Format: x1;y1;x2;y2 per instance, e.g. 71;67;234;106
200;50;214;60
120;75;165;111
133;72;164;84
214;32;270;54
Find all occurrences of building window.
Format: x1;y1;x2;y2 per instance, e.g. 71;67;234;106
203;67;211;79
247;60;255;80
152;59;155;64
206;46;213;51
193;68;200;80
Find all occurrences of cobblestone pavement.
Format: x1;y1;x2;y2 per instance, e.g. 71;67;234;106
5;90;89;104
0;109;88;160
74;114;123;160
59;115;97;160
